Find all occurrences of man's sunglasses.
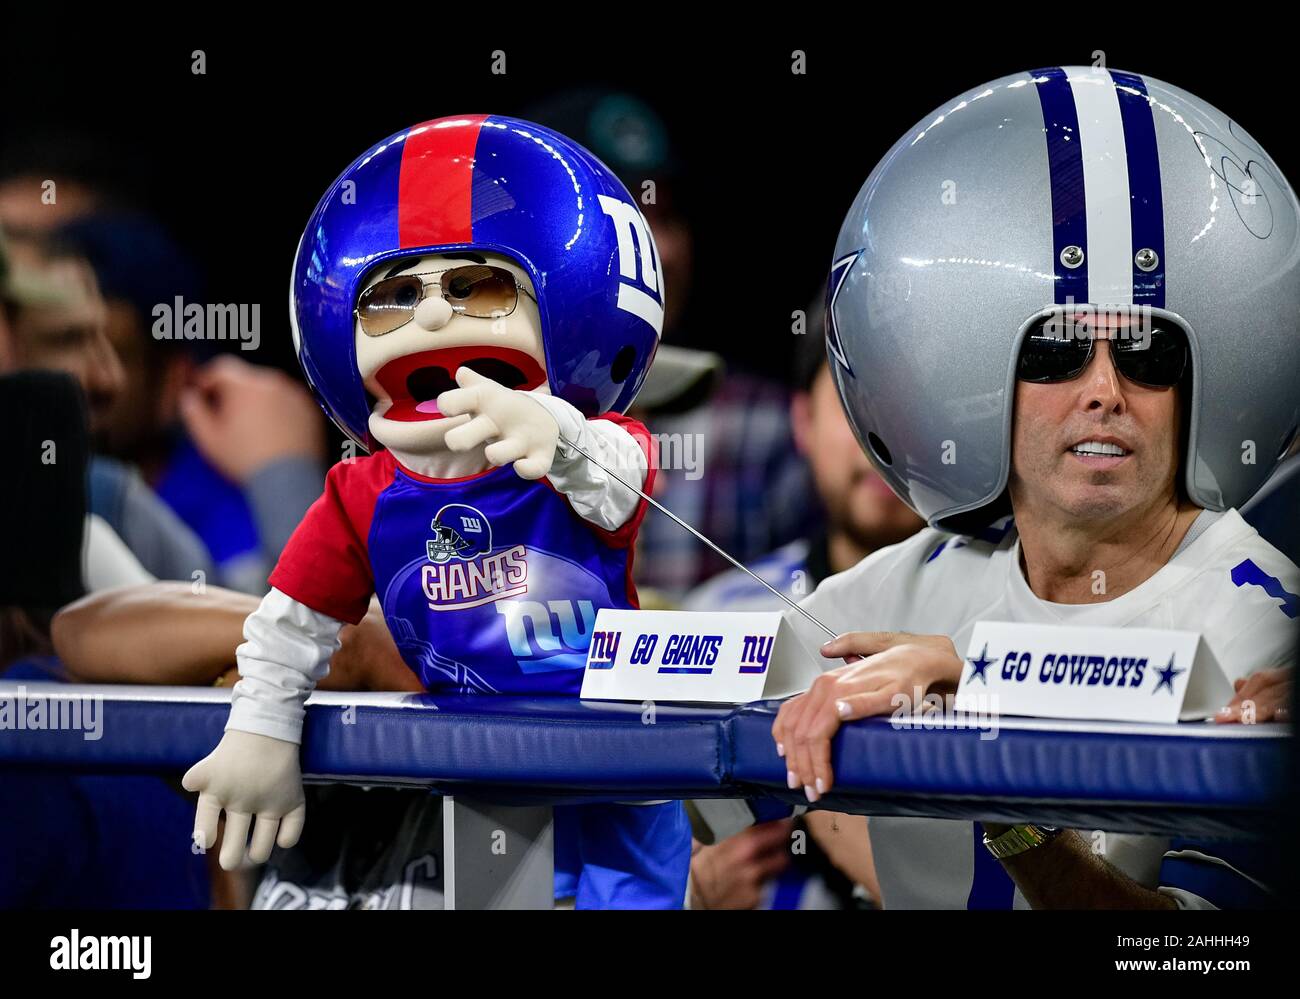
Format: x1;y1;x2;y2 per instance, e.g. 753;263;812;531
355;265;536;337
1016;317;1189;388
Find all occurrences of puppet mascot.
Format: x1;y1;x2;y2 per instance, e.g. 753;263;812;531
184;115;691;908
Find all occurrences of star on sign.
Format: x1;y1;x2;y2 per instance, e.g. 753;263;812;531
965;644;999;684
1152;655;1186;695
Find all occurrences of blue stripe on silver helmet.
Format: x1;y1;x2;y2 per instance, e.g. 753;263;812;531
828;67;1300;529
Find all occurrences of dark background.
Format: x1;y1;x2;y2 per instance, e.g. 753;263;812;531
2;28;1296;381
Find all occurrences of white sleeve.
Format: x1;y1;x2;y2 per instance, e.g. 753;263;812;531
83;514;155;591
530;393;647;532
225;587;344;744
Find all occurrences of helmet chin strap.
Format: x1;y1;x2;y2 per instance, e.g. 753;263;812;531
557;432;839;641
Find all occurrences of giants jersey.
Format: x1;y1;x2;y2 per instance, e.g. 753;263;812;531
269;414;654;696
783;509;1298;909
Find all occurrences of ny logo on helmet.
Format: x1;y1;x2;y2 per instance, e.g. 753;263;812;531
598;194;664;335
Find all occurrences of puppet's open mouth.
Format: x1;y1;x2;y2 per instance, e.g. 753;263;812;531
374;346;546;422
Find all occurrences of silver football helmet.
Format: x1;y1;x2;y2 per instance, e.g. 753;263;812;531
827;66;1300;531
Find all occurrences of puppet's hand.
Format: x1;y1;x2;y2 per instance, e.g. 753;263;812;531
438;366;560;480
182;730;306;871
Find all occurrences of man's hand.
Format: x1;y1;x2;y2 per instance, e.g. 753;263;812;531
1216;667;1292;724
182;730;306;871
772;632;962;802
437;366;559;480
690;820;794;909
179;356;326;482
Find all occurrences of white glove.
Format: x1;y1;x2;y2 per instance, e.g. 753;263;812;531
437;366;560;480
182;729;306;871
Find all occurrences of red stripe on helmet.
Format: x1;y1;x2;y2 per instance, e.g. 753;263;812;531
397;115;487;248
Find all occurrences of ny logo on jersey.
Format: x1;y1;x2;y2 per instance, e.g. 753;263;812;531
496;598;597;673
598;194;664;335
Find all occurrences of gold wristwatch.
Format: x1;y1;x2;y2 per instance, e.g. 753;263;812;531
982;824;1062;860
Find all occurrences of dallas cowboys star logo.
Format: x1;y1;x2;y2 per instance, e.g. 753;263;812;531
826;250;861;378
965;644;999;684
1152;654;1185;695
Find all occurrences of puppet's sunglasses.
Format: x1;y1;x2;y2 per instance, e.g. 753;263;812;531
1016;317;1189;388
355;265;535;337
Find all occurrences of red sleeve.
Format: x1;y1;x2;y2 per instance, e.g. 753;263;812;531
267;451;395;624
583;411;657;550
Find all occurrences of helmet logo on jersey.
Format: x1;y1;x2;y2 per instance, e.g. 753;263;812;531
426;504;493;563
826;251;860;378
597;194;664;335
422;504;528;610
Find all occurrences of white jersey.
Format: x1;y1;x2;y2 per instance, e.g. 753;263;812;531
783;508;1298;909
682;539;811;612
83;514;153;592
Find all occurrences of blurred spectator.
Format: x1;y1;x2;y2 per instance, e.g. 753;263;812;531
0;364;210;909
0;225;213;585
0;228;120;435
0;370;89;662
51;212;206;463
525;90;820;598
0;128;156;238
1;142;328;592
639;374;820;597
55;212;328;593
0;170;102;235
684;300;925;612
168;354;327;589
682;299;926;909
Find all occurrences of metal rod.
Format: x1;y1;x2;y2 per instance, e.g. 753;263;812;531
558;433;839;641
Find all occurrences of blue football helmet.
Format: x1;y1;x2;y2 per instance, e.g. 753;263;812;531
290;115;665;451
426;504;493;563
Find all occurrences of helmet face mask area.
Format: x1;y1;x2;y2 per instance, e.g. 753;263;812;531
1006;305;1197;527
352;250;551;455
290;115;665;454
827;67;1300;533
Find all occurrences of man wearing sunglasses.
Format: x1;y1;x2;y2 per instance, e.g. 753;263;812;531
770;67;1299;909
